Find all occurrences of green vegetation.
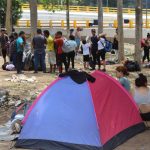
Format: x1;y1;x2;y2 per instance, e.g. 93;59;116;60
20;0;150;8
0;0;22;27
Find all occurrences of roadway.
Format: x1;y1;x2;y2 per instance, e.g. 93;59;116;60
21;10;149;22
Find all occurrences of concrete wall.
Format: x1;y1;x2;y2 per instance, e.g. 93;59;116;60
15;27;150;44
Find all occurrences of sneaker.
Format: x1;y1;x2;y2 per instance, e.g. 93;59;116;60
17;71;24;74
33;71;38;74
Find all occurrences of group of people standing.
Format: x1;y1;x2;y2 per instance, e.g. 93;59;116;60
0;28;26;74
0;27;118;74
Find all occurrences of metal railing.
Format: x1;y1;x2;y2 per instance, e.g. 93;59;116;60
21;4;150;15
16;19;150;28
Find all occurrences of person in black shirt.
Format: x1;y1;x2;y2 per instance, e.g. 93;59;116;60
90;29;98;70
0;28;8;64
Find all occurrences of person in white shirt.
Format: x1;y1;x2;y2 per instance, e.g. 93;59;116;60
97;33;106;71
66;35;77;69
81;40;90;69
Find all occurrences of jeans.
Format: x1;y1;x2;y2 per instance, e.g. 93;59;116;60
16;51;23;73
34;50;46;72
143;46;150;62
91;50;97;69
67;51;75;69
11;53;17;67
57;53;68;72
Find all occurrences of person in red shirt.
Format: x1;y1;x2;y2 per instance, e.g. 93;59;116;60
54;31;68;73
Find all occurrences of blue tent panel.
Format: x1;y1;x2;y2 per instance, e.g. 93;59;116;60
19;77;102;147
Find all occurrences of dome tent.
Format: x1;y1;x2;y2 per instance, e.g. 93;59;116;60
15;70;145;150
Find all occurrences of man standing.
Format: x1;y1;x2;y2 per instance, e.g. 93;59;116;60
16;31;25;74
90;29;98;70
44;30;56;73
113;28;119;62
32;29;47;73
54;31;68;73
0;28;8;64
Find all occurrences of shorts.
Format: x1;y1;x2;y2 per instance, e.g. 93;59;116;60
56;53;67;66
75;38;80;47
97;49;106;60
48;51;56;65
2;49;7;58
83;55;90;62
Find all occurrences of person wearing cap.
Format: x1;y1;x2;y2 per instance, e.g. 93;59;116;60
90;29;98;70
16;31;25;74
97;33;107;71
0;28;8;64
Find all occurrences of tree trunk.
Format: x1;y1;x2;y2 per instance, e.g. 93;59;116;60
5;0;12;35
117;0;125;63
135;0;142;65
98;0;103;34
66;0;70;36
29;0;37;42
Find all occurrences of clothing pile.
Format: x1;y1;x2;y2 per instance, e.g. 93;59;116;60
4;74;37;83
2;62;15;71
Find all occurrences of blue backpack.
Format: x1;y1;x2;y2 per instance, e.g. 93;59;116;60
104;40;113;52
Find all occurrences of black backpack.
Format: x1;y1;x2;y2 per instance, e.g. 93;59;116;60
124;61;141;72
2;62;9;70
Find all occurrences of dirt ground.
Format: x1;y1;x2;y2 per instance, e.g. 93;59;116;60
0;54;150;150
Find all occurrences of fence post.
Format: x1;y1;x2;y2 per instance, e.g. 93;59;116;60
128;8;131;15
49;20;53;28
146;20;149;28
86;20;90;28
73;20;77;28
86;6;89;12
113;20;118;28
129;20;134;28
16;21;19;27
27;20;30;27
37;20;41;27
105;7;110;13
61;20;65;28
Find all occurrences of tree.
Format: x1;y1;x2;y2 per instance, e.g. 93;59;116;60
117;0;125;62
135;0;142;65
5;0;12;35
98;0;103;34
0;0;22;28
29;0;37;41
66;0;70;31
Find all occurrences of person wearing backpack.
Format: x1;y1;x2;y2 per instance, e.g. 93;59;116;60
97;33;107;72
66;35;77;69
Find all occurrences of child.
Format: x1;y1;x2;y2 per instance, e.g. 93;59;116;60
81;40;90;69
116;66;131;92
